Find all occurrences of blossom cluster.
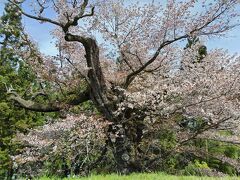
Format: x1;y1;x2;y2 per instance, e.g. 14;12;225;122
12;114;109;176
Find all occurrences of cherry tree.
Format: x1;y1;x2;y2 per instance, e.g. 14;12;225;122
6;0;240;174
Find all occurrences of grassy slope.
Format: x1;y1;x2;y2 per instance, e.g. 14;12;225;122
37;173;240;180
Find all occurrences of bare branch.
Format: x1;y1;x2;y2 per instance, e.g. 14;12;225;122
62;0;94;33
8;0;94;33
8;94;61;112
182;146;240;173
8;0;63;27
6;84;90;112
119;51;135;72
124;34;188;88
179;116;234;146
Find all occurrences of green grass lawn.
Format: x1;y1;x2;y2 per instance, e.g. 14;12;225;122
36;173;240;180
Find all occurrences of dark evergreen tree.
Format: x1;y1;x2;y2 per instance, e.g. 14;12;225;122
0;3;46;179
184;36;207;63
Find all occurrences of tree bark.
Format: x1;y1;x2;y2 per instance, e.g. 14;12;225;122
108;115;145;173
64;34;114;120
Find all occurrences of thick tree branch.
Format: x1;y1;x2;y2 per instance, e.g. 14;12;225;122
64;33;113;120
66;89;90;106
124;35;188;88
31;91;47;100
8;94;61;112
7;87;90;112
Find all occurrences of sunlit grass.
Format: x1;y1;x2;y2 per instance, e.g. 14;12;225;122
36;172;240;180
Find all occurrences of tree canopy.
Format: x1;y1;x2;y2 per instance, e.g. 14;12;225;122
1;0;240;178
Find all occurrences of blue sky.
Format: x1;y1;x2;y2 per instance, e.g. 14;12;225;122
0;0;240;56
0;0;58;55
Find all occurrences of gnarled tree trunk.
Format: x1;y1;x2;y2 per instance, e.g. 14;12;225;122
65;34;148;173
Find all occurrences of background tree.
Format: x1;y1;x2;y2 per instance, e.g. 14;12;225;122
184;36;207;63
0;2;47;179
